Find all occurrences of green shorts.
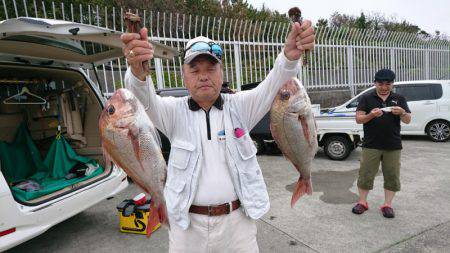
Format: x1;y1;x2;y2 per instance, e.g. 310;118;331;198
357;148;401;192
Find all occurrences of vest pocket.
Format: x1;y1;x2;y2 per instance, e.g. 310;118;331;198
236;164;267;210
165;175;190;214
169;140;196;170
165;167;190;212
166;176;187;193
234;133;257;160
165;140;196;211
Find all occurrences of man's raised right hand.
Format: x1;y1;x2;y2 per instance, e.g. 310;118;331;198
121;27;154;81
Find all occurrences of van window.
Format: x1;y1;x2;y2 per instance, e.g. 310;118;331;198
395;84;443;101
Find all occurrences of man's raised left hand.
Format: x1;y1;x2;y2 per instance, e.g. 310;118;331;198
284;20;315;61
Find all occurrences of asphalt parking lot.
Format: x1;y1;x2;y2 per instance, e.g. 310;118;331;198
8;136;450;253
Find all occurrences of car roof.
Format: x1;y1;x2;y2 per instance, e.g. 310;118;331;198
394;80;450;85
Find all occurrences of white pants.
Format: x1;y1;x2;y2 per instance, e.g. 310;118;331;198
168;208;258;253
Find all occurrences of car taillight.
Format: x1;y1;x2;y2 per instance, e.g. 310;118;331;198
0;228;16;237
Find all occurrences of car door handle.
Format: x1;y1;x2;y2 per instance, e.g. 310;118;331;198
423;102;434;105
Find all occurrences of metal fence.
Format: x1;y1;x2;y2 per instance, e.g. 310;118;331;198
1;0;450;97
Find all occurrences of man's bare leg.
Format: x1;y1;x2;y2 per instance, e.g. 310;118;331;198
384;189;395;206
358;188;369;204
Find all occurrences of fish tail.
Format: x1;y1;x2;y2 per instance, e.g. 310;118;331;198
290;177;313;208
157;202;169;226
146;204;158;238
146;202;168;238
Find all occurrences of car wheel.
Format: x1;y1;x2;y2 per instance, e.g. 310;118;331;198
323;135;353;160
426;120;450;142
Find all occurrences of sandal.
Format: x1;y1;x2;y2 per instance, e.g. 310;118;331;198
380;205;395;218
352;202;369;215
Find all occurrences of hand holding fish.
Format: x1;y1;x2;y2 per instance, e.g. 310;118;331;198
283;17;315;61
121;13;154;81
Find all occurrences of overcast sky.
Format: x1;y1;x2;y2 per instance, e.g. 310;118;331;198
247;0;450;35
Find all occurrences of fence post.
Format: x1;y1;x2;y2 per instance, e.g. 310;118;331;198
425;50;430;79
154;58;164;89
347;46;355;97
390;48;396;72
233;42;242;91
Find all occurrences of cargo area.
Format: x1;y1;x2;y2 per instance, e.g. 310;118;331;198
0;64;111;205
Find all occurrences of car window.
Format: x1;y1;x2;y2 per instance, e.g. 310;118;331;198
395;84;443;101
346;97;361;108
431;84;443;99
346;88;372;109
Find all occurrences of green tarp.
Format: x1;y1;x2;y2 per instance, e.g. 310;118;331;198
11;167;103;201
0;123;47;183
0;123;103;202
43;133;92;178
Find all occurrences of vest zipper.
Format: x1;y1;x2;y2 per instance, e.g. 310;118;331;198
205;110;211;140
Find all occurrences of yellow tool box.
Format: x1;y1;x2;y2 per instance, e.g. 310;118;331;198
116;199;160;235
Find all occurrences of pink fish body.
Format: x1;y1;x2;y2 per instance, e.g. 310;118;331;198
99;88;167;234
270;78;318;207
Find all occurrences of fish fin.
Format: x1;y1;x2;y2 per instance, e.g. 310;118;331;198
269;121;284;153
127;128;143;167
151;126;162;148
101;143;112;169
269;122;276;140
291;176;313;208
299;116;311;142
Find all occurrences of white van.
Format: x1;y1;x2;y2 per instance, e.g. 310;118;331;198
0;17;176;251
324;80;450;142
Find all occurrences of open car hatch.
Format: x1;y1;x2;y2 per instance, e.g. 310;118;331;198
0;17;178;67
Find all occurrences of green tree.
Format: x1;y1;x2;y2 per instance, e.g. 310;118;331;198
316;18;328;28
355;12;370;29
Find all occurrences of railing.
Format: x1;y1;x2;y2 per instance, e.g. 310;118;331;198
1;0;449;97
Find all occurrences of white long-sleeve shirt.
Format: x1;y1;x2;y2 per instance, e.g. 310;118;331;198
125;52;299;212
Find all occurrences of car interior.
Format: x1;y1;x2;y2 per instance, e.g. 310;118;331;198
0;64;111;205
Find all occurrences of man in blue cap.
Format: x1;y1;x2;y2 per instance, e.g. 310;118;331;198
352;68;411;218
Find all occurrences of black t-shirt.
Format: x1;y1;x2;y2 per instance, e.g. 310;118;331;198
357;90;411;150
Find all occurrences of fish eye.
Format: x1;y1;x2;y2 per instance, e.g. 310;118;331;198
281;91;290;100
107;105;115;115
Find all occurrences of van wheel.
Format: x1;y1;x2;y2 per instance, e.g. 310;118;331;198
323;136;353;160
426;120;450;142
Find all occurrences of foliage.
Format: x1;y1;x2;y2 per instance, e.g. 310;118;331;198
327;11;431;35
112;0;287;22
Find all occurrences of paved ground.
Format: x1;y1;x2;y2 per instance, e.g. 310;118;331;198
8;137;450;253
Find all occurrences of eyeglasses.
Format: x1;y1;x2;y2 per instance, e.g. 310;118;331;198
185;41;223;60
